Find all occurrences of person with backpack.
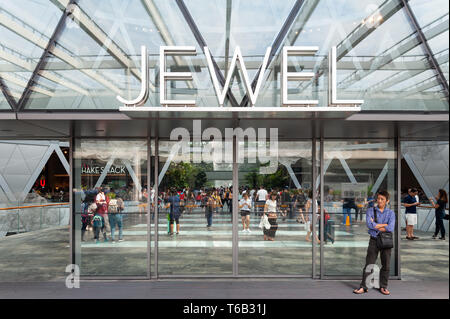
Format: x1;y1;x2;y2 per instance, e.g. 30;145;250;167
294;189;307;223
92;213;103;244
109;192;125;243
165;189;182;236
81;187;97;242
95;187;110;242
353;190;396;296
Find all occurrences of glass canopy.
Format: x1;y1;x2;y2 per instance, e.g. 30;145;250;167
0;0;448;111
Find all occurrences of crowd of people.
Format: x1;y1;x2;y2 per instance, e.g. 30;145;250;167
79;183;448;246
156;186;339;243
81;186;126;243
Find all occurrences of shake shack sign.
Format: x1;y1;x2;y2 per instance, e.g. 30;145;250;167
117;45;364;108
82;163;126;175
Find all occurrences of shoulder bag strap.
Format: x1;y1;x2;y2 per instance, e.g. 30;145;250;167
373;206;378;224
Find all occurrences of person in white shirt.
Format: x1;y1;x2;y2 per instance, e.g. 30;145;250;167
304;190;320;243
263;192;279;241
239;192;253;232
256;186;268;216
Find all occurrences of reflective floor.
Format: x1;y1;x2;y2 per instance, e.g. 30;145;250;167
0;211;447;281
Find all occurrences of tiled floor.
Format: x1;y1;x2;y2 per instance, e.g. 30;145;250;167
0;208;448;281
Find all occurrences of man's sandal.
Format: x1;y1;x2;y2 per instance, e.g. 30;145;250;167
353;288;368;294
379;288;390;295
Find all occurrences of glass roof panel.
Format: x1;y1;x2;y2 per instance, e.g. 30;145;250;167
77;0;166;55
2;0;446;111
0;0;61;39
0;89;12;109
408;0;449;29
184;0;296;56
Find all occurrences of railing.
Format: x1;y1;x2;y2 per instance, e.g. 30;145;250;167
0;202;70;237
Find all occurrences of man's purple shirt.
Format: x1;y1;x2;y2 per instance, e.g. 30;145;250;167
366;206;396;238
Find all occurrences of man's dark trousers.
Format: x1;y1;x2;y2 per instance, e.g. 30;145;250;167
360;237;392;289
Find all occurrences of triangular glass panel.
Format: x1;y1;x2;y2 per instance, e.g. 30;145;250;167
0;0;62;103
280;0;448;111
0;88;12;109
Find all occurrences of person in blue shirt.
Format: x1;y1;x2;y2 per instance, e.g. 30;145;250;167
165;189;182;236
402;188;420;240
353;190;396;296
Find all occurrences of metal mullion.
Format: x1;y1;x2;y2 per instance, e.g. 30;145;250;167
311;136;317;278
319;135;324;279
232;135;238;276
224;0;232;79
240;0;306;106
401;0;449;103
0;77;18;112
16;1;77;112
147;131;151;279
175;0;239;107
396;127;402;278
69;122;75;267
154;135;159;279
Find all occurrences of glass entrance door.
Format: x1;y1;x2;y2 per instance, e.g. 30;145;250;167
73;139;149;277
319;140;397;277
237;140;313;275
156;140;233;275
72;137;400;278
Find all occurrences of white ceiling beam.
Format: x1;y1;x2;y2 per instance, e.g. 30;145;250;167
0;10;123;95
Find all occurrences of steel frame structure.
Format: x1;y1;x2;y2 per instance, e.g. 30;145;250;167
0;0;447;281
0;0;447;111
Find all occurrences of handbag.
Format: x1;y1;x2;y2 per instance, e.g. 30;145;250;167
259;215;271;230
374;207;394;249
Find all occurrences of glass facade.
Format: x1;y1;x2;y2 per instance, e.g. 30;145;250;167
0;0;448;111
0;1;448;282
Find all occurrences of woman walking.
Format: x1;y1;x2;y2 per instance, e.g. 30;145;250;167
429;189;448;240
263;192;279;241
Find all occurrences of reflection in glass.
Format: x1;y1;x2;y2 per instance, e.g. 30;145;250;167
238;141;312;275
74;139;148;277
157;140;232;275
321;140;396;276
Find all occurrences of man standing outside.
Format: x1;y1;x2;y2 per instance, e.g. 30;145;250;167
402;188;420;240
353;190;395;295
256;186;268;216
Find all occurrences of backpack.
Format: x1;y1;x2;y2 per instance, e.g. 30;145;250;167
297;194;306;206
87;203;97;215
92;215;103;228
109;199;119;214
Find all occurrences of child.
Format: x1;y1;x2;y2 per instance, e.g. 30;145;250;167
92;214;103;243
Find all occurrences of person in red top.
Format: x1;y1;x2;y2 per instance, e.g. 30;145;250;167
95;187;110;242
